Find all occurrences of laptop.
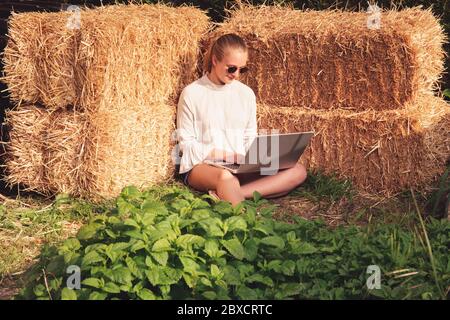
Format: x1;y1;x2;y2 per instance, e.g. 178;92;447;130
203;131;314;174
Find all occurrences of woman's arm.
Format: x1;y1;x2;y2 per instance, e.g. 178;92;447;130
177;89;214;167
244;91;258;151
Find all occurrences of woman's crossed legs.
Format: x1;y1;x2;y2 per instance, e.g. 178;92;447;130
186;163;307;206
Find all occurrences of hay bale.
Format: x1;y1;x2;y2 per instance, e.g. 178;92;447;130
3;106;88;195
3;106;50;193
209;5;447;111
2;12;81;108
257;93;450;195
4;102;177;200
1;4;211;109
43;110;90;195
84;103;177;199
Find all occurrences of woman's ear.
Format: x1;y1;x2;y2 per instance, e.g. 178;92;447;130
212;54;217;67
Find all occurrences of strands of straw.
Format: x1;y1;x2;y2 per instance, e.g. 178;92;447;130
205;5;447;111
3;4;210;199
257;93;450;195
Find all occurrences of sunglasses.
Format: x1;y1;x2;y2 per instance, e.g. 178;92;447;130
227;65;249;74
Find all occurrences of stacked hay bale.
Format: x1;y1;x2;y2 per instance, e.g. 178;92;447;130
2;4;210;199
209;5;449;195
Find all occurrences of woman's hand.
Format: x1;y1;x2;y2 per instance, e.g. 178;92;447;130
206;149;244;163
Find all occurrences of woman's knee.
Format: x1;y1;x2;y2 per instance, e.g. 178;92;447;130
216;169;239;185
289;163;307;186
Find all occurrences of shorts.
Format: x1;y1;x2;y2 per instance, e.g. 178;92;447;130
180;170;191;186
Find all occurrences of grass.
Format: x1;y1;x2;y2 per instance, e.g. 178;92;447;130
0;193;115;298
0;169;448;299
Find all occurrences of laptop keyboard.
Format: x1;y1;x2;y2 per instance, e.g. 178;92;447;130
220;163;241;170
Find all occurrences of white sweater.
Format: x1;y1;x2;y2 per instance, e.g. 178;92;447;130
176;73;257;174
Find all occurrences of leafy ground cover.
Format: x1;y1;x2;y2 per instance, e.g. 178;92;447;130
0;173;450;299
3;178;447;300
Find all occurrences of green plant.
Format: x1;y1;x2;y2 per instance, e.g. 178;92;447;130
16;185;449;300
291;169;354;202
443;89;450;99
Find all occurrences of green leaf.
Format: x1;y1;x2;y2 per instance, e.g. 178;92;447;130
61;288;77;300
221;239;245;260
89;292;108;300
103;282;121;294
81;251;104;268
124;218;140;229
260;236;285;249
200;277;213;287
223;265;240;285
286;231;296;242
275;283;305;299
204;240;219;258
291;242;318;255
224;216;247;233
244;239;258;261
117;197;136;216
183;273;196;288
252;191;262;202
171;199;191;211
236;286;258;300
176;234;206;249
151;251;169;266
191;209;211;221
267;260;283;273
121;186;141;199
129;240;146;253
443;88;450;98
141;199;167;215
213;201;234;215
202;291;217;300
253;221;274;236
179;257;201;275
81;277;103;289
281;260;296;276
145;267;182;286
33;284;45;297
122;230;145;241
62;238;81;252
152;238;172;252
137;288;156;300
199;218;224;237
210;264;221;279
245;274;274;287
77;224;99;240
125;257;142;278
111;267;133;285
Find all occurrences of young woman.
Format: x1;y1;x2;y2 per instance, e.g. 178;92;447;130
177;33;307;207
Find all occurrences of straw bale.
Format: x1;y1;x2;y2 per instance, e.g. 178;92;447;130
1;4;211;109
3;102;177;200
208;5;447;111
257;93;450;195
43;110;90;195
84;102;177;199
3;106;50;192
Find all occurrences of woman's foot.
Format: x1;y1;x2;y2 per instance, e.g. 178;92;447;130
208;190;220;201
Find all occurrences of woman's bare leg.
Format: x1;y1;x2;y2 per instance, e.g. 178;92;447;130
237;163;307;199
187;164;245;206
186;163;307;206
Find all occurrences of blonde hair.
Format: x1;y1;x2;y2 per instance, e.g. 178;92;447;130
203;33;248;74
